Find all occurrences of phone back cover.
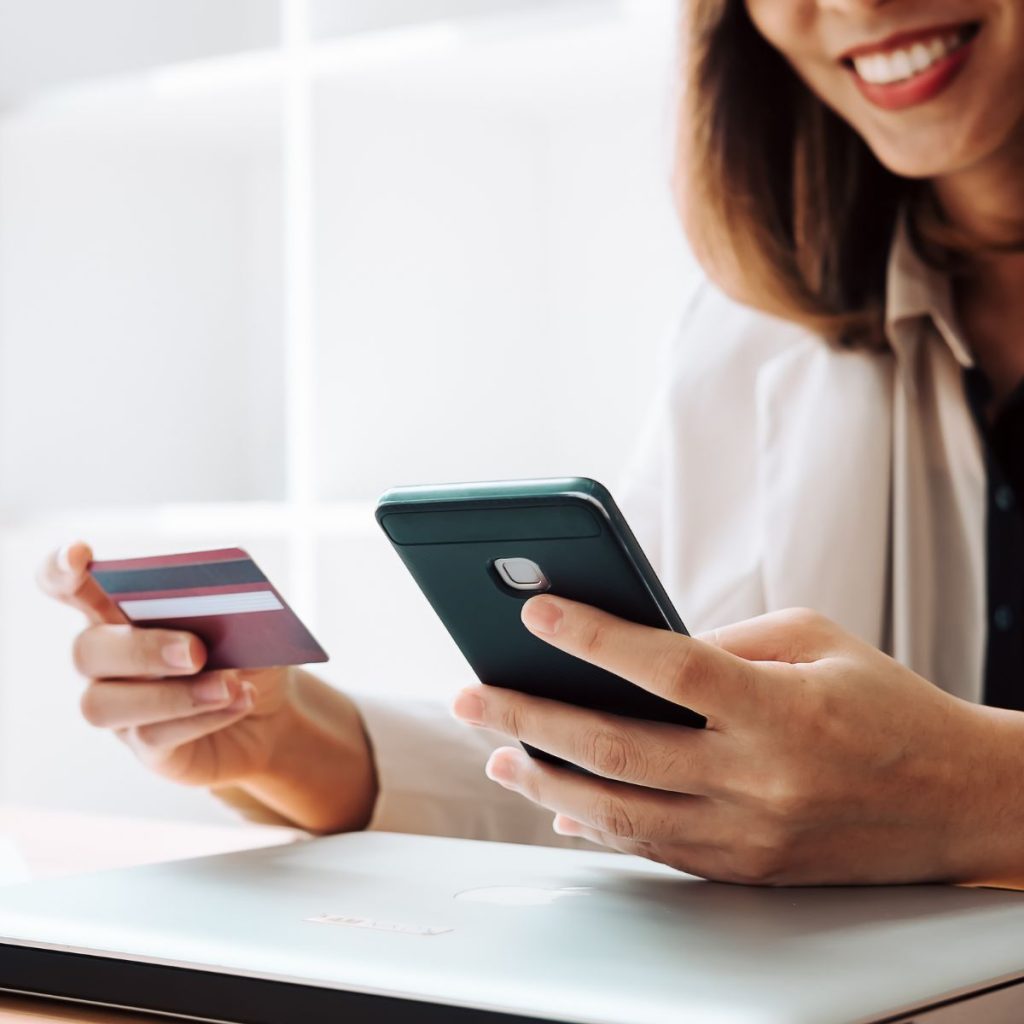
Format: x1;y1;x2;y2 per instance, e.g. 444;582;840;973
377;488;704;735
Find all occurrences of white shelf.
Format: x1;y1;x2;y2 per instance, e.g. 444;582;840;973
1;0;674;138
2;54;283;153
0;0;280;109
0;501;377;538
308;0;583;41
312;0;675;108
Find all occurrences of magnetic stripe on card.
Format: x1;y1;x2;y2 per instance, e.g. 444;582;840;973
94;560;267;595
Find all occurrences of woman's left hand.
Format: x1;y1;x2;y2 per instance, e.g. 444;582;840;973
452;597;1024;886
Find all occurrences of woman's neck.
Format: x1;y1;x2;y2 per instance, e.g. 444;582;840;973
932;131;1024;405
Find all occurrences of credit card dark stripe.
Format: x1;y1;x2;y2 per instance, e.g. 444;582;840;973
99;582;275;604
93;560;267;595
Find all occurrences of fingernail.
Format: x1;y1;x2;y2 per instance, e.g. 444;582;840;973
452;690;485;725
162;641;194;670
553;815;581;836
192;678;230;704
226;684;254;714
485;750;522;786
522;596;563;636
57;543;75;574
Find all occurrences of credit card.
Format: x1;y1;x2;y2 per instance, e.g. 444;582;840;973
88;548;328;671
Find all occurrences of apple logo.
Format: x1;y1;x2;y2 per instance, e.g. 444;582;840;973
454;885;593;907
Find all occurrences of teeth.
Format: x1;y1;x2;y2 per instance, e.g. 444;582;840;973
890;50;913;79
851;29;967;85
909;43;931;72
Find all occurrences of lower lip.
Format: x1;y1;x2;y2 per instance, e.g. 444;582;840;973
849;38;974;111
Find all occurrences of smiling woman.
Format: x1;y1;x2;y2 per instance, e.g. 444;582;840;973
33;0;1024;887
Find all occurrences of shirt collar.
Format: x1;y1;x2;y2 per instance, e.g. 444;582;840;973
885;209;974;372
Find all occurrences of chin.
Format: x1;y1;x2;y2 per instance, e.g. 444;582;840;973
867;146;964;180
860;126;994;181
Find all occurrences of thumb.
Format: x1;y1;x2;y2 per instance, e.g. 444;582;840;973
37;541;127;626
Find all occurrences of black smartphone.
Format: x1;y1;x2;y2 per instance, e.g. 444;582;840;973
376;477;706;766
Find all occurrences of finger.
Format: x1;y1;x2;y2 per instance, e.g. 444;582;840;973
484;746;707;845
73;624;207;680
453;684;724;795
520;595;759;725
553;815;655;859
37;541;125;625
698;608;839;664
554;816;721;879
126;684;255;753
80;672;243;730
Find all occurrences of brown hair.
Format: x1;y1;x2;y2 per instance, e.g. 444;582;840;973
678;0;912;347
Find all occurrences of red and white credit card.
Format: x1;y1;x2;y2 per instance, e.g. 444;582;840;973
88;548;328;670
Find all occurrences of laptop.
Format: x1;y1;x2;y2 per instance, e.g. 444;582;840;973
0;831;1023;1023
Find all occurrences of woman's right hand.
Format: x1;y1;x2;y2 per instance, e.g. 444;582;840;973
38;541;379;832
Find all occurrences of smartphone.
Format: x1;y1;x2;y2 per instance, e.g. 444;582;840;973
376;477;705;766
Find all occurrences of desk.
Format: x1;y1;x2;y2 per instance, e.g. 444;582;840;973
0;804;302;1023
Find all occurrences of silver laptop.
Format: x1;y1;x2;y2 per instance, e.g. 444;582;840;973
1;831;1023;1023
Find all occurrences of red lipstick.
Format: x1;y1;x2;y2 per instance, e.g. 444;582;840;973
842;22;979;112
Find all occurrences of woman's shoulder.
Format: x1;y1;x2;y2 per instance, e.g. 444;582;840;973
644;277;895;635
664;277;889;411
668;277;822;387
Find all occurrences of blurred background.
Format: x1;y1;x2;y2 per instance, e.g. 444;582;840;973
0;0;696;822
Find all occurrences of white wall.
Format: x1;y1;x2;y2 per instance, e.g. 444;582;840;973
0;119;286;509
0;0;697;822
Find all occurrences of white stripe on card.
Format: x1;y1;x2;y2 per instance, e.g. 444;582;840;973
119;591;284;620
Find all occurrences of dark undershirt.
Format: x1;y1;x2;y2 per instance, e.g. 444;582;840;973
964;370;1024;711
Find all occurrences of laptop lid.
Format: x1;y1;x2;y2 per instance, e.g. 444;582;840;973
1;831;1023;1023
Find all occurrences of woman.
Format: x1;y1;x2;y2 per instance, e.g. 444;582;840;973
40;0;1024;885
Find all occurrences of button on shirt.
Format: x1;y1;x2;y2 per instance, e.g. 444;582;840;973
965;371;1024;711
